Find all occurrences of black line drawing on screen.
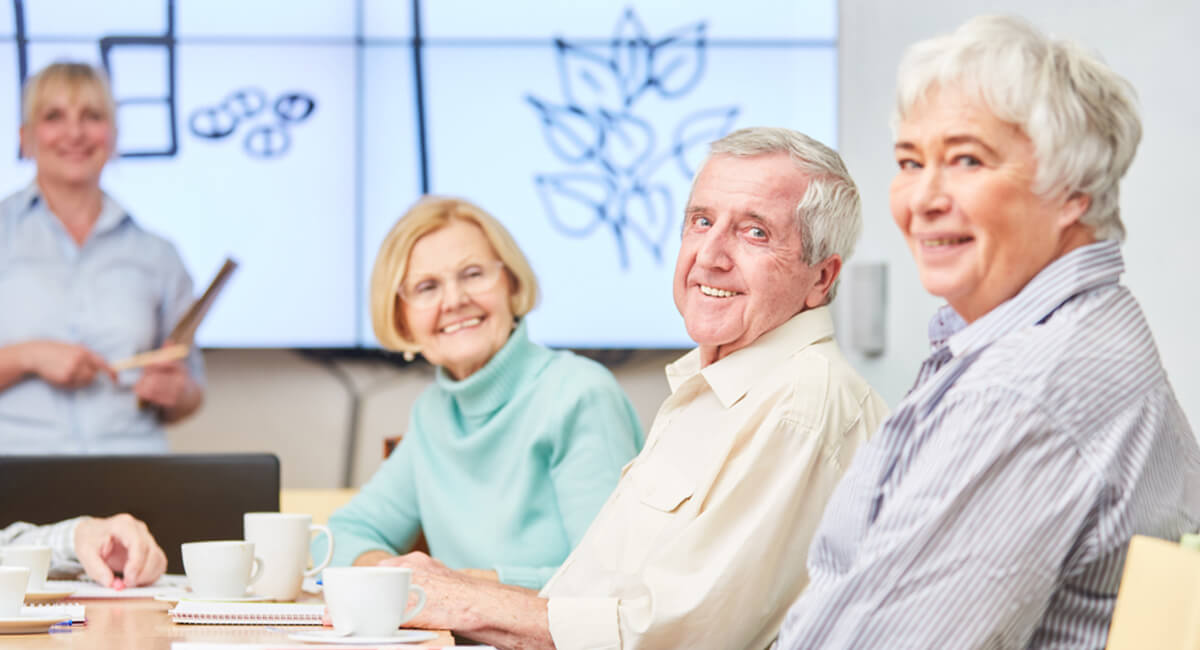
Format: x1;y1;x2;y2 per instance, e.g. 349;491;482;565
10;0;179;158
526;8;740;269
188;88;317;160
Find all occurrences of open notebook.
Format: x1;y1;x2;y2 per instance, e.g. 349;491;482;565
169;601;325;625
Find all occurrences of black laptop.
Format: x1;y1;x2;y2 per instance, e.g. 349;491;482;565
0;453;279;574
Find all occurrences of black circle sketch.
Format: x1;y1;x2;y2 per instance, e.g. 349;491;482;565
243;123;291;159
188;105;238;139
223;88;267;119
274;93;316;123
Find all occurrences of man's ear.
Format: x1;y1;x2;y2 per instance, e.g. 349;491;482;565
804;254;843;309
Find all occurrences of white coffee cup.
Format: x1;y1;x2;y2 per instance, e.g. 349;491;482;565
243;512;334;601
322;567;426;637
0;567;30;617
181;541;263;599
0;545;50;591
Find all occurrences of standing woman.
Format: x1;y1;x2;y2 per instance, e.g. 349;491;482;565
320;196;644;590
0;62;203;454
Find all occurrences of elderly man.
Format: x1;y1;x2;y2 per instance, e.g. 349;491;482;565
774;15;1200;649
379;127;889;649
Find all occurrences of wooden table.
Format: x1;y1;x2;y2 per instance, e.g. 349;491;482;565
7;598;455;648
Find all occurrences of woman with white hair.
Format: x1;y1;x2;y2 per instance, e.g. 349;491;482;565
774;15;1200;648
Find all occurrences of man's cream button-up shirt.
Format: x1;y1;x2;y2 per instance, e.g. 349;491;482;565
541;306;890;649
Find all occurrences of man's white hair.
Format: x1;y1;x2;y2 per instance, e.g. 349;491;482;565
697;127;862;303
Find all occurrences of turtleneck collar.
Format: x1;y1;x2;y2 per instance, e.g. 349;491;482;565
433;319;552;419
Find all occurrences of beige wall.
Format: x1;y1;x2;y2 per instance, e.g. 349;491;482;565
167;348;675;489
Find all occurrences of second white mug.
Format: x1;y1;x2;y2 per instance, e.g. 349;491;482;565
323;566;426;637
181;540;263;599
243;512;334;601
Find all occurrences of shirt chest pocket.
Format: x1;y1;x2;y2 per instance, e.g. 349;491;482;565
612;459;696;574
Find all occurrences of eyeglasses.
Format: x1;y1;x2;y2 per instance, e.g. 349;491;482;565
398;259;506;309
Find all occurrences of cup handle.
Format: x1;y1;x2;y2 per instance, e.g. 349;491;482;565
248;556;264;585
305;524;335;577
404;584;426;623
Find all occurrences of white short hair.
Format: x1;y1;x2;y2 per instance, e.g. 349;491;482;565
893;15;1141;241
698;127;862;303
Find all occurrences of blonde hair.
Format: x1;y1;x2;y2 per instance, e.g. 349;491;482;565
22;61;117;128
370;196;539;353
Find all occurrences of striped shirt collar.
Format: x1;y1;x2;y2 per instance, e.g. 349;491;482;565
667;306;835;408
942;240;1124;359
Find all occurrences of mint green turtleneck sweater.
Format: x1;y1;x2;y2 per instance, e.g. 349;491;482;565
319;321;644;589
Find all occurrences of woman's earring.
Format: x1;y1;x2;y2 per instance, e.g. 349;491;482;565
403;350;416;362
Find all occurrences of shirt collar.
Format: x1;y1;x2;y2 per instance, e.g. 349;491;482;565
20;181;130;236
941;240;1124;357
666;306;836;409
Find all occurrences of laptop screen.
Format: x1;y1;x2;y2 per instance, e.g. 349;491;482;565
0;453;280;575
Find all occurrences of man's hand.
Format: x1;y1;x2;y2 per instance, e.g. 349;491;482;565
377;552;486;630
378;552;553;649
74;514;167;588
21;341;115;389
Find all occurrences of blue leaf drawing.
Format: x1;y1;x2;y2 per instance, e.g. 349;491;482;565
610;9;651;107
620;181;674;263
555;39;623;111
670;106;741;178
650;21;706;98
597;109;654;175
530;9;740;271
534;172;612;237
527;96;602;164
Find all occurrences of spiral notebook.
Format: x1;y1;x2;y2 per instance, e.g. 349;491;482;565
169;601;325;625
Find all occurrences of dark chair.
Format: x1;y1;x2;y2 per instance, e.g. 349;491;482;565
0;453;280;574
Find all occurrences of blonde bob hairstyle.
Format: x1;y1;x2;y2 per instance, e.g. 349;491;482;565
370;196;539;354
21;61;117;129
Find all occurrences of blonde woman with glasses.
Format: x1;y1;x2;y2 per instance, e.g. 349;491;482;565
317;196;644;590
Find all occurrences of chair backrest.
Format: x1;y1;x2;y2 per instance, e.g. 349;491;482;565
1107;535;1200;649
0;453;279;574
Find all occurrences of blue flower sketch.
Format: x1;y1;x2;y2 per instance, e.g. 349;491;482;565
527;8;740;269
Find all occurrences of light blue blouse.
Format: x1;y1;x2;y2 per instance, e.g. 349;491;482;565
319;320;644;589
0;182;203;454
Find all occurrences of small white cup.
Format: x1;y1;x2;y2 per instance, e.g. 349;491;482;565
0;545;51;591
181;541;263;599
243;512;334;601
322;567;426;638
0;567;30;617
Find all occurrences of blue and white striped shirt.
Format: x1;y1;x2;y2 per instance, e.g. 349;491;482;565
775;241;1200;649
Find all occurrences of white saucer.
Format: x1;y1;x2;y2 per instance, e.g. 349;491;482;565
287;629;438;645
154;593;271;603
23;588;75;604
0;614;71;635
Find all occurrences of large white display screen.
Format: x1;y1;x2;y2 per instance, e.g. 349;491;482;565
0;0;837;348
